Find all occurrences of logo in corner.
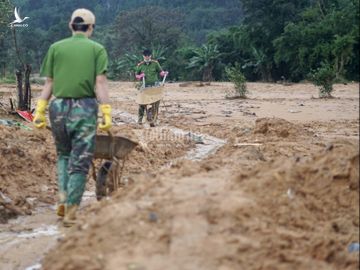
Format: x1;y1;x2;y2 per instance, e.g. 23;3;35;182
9;7;30;28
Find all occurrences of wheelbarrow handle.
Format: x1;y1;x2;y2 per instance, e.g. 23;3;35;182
107;130;113;138
161;73;168;85
142;76;146;88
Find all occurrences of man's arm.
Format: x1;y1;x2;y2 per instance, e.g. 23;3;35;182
156;61;162;73
33;77;53;128
135;65;145;80
135;62;144;75
96;74;112;132
95;74;110;104
156;61;168;77
39;78;53;100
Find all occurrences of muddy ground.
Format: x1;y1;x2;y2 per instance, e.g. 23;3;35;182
0;82;359;270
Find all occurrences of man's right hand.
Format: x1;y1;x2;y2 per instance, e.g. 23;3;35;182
160;71;168;77
135;73;145;80
33;99;48;129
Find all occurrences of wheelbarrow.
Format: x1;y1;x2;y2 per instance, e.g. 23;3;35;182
136;74;167;126
136;73;167;105
92;132;138;200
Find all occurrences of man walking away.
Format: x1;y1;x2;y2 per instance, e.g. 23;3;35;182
33;9;112;227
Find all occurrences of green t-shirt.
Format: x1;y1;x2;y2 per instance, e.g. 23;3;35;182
40;33;108;98
136;60;162;86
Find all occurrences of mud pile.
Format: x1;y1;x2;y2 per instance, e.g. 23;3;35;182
0;120;193;224
108;125;195;175
253;117;312;139
228;141;359;269
170;117;313;145
42;132;359;270
0;126;57;223
1;81;359;269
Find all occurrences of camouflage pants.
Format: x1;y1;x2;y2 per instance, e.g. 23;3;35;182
138;82;161;123
138;100;160;123
49;98;98;206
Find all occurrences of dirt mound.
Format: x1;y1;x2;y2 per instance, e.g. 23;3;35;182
37;81;359;270
2;81;358;269
229;141;359;269
254;117;311;138
0;120;194;223
117;127;195;178
42;140;359;270
0;126;57;223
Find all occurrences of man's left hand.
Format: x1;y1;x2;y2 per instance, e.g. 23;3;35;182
99;104;112;132
33;99;48;129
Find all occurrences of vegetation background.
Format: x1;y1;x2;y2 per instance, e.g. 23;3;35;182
0;0;358;82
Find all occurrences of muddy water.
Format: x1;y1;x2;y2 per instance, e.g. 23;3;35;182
166;127;226;161
0;111;225;270
0;203;60;270
0;191;97;270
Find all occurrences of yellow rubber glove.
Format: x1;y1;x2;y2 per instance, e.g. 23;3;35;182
33;99;48;129
99;104;112;132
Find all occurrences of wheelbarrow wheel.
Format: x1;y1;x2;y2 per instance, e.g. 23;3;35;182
95;161;112;201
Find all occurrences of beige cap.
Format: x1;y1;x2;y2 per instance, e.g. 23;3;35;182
71;8;95;25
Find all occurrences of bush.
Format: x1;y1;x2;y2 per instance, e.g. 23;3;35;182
225;63;247;98
30;77;45;85
0;75;16;84
309;63;336;98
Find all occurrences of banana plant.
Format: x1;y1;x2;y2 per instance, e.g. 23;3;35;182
187;44;220;82
112;45;167;80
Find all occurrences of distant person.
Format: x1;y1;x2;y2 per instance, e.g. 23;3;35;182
135;49;168;127
33;8;112;227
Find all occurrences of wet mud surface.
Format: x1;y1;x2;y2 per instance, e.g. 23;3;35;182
0;82;358;269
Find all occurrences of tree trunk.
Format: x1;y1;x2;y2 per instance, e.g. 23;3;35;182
12;26;32;111
16;70;24;110
339;54;345;79
11;27;25;69
260;67;268;82
334;56;340;79
317;0;326;18
202;65;213;82
24;64;31;111
1;63;5;78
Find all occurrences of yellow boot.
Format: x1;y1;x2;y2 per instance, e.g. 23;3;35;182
63;204;78;227
56;204;65;217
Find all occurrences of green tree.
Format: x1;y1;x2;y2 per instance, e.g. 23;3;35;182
112;6;185;57
274;0;359;81
3;0;244;79
208;26;257;80
242;46;273;82
187;44;220;82
238;0;310;81
0;0;12;37
225;63;247;98
0;0;12;77
332;34;356;80
309;62;336;98
111;46;166;80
